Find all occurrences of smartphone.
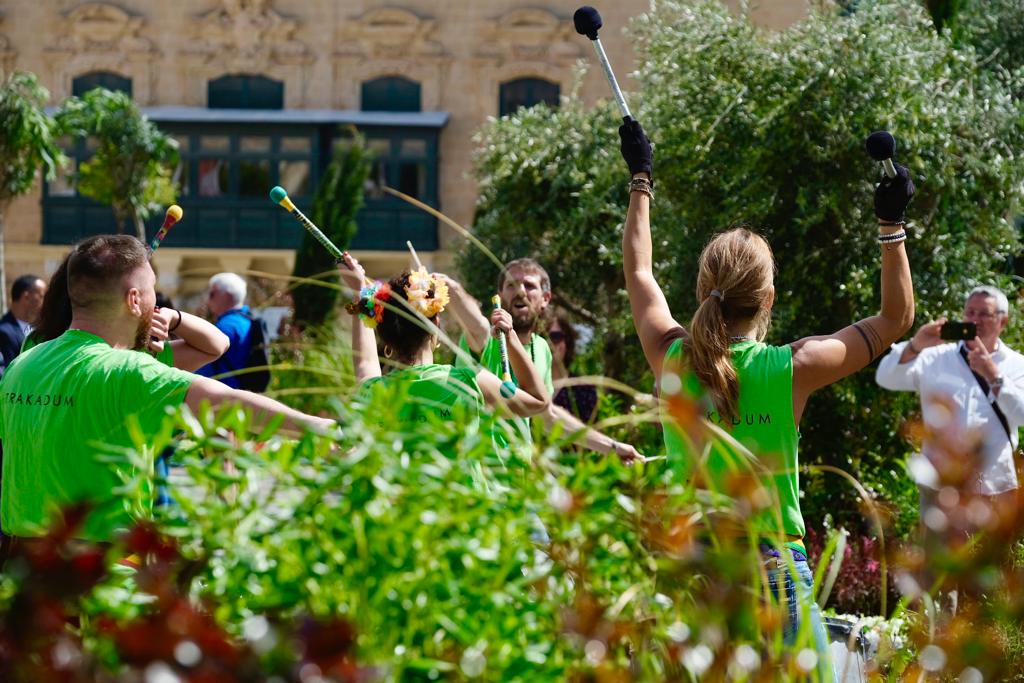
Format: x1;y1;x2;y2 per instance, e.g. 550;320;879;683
940;321;977;341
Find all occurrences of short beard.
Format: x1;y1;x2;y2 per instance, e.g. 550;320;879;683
512;311;537;333
133;307;154;351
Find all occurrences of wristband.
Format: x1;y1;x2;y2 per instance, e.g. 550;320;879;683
877;230;907;244
169;308;182;331
628;177;654;201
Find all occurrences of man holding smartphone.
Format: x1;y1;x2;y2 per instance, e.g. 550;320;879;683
876;286;1024;521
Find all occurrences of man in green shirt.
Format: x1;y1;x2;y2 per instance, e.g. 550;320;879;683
442;258;642;463
0;235;334;542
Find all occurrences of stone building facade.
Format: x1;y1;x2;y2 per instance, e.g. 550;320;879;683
0;0;806;304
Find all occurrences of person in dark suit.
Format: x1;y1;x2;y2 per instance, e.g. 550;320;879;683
0;274;46;376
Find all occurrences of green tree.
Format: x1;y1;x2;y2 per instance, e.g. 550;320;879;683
462;0;1024;531
291;128;371;330
957;0;1024;90
0;71;65;314
55;88;177;240
923;0;965;32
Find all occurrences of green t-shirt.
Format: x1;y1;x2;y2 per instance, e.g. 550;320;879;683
662;338;804;539
23;334;174;367
20;334;38;353
154;342;174;367
359;364;484;457
0;330;195;540
456;334;554;444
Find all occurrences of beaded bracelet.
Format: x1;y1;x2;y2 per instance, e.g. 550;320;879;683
628;177;654;201
877;230;907;244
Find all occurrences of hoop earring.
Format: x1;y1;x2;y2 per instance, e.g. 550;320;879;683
432;336;440;351
384;345;394;359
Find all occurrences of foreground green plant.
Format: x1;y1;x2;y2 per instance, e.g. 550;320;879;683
7;376;1024;679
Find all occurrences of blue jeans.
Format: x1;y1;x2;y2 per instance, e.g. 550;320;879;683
154;445;175;507
765;551;835;682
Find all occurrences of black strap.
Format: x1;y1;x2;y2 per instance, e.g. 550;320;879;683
959;345;1013;444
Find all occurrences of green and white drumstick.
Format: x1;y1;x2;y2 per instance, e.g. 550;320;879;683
269;186;343;261
491;295;517;398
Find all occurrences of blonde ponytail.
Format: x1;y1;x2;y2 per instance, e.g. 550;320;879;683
689;293;740;420
686;229;775;422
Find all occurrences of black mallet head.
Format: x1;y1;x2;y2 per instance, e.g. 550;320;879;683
865;130;896;161
574;6;603;40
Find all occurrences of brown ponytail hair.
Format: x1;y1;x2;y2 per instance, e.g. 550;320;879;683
688;228;775;421
28;252;72;346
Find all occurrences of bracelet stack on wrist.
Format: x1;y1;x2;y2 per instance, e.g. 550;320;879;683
877;229;907;245
628;176;654;201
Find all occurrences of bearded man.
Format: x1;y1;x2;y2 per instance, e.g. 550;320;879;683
442;258;642;463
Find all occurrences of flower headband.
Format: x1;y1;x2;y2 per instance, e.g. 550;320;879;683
405;267;449;318
345;280;391;328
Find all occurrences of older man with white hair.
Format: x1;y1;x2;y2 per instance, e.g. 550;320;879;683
877;285;1024;515
197;272;266;390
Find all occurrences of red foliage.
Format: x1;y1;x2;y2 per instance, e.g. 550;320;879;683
805;527;902;616
0;508;363;682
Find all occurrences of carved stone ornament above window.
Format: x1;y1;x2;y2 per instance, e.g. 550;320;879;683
336;7;444;60
47;2;155;55
189;0;312;67
477;8;583;62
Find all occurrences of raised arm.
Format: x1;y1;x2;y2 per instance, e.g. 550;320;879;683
338;253;382;383
436;274;490;354
477;307;549;417
619;120;685;379
149;307;231;372
792;164;916;417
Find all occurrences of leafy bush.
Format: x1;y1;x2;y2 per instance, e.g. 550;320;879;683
805;527;903;616
3;385;864;680
0;508;363;682
5;336;1024;678
956;0;1024;87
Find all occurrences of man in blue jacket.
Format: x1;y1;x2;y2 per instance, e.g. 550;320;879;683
197;272;261;390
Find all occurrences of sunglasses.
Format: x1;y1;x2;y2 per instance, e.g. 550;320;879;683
548;331;566;343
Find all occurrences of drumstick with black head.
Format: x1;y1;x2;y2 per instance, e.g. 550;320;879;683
574;5;632;121
866;130;898;179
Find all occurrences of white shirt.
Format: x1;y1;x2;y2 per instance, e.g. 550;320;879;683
16;318;32;337
876;340;1024;494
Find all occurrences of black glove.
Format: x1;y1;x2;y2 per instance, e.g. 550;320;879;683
874;163;915;222
619;117;653;178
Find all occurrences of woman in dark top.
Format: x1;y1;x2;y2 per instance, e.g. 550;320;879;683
549;312;598;423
